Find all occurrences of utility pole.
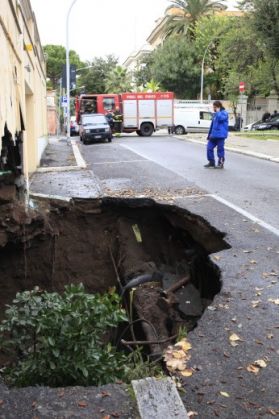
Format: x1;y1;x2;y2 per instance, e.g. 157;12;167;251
66;0;78;140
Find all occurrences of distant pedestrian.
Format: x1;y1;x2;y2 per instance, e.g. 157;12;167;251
204;101;229;169
235;113;243;131
262;112;271;122
272;110;278;118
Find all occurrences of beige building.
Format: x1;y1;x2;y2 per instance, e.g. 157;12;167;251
123;8;244;73
146;9;243;49
123;43;154;74
0;0;47;181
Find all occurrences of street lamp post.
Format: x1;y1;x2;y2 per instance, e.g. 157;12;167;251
200;42;212;103
66;0;78;140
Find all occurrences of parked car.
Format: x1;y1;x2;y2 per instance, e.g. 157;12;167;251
253;115;279;131
70;116;79;136
79;113;112;144
243;120;262;131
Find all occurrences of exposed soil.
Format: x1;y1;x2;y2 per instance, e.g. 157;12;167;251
0;196;230;368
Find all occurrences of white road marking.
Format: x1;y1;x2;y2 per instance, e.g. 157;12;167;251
121;144;279;237
174;136;279;163
209;194;279;237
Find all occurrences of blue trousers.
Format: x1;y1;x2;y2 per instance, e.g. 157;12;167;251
207;138;225;163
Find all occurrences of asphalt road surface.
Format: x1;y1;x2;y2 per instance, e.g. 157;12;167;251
26;134;279;418
78;133;279;417
114;134;279;231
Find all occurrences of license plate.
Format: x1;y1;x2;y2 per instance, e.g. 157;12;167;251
95;135;101;139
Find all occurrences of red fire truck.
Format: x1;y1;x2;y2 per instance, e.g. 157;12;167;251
75;92;174;136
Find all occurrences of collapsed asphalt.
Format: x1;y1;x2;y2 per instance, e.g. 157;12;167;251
80;134;279;417
18;134;279;417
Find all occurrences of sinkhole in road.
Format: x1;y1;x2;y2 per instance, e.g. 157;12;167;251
0;197;230;379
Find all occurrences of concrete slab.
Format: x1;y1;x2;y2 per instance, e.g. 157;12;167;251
132;377;188;419
30;170;101;199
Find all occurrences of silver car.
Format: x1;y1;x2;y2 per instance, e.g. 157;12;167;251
79;113;112;144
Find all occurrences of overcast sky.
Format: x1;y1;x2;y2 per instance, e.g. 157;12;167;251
30;0;238;64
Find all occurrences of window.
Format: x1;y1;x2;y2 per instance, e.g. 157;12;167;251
200;112;212;120
103;97;115;111
82;115;108;125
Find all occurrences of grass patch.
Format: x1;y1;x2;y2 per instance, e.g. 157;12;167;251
235;131;279;141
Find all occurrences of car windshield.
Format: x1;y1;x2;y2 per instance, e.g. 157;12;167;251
82;115;108;126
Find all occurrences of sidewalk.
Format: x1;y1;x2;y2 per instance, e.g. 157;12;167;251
30;137;101;199
175;133;279;163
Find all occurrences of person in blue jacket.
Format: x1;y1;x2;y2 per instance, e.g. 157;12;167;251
205;100;229;169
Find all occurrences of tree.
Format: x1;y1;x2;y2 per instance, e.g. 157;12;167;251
165;0;227;39
238;0;279;97
194;13;279;100
194;15;235;98
249;58;279;98
239;0;279;59
43;45;83;89
145;79;162;92
133;53;154;89
149;37;201;98
213;17;263;98
77;55;118;93
215;16;279;97
105;66;132;93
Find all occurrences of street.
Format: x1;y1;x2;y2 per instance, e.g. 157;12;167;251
2;0;279;417
80;134;279;232
75;133;279;417
10;133;279;417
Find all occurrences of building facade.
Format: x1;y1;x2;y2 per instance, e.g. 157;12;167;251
0;0;47;181
123;8;244;81
123;44;154;74
47;91;58;136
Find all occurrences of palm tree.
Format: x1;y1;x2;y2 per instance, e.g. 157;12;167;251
165;0;227;39
145;79;161;92
105;66;132;93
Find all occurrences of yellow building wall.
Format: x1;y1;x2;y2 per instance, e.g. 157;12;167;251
0;0;47;176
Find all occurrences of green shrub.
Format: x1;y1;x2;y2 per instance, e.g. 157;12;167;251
0;284;129;387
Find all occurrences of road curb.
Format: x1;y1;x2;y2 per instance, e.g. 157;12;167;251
174;136;279;163
29;192;72;202
71;139;87;169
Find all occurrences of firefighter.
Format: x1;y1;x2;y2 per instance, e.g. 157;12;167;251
105;110;114;130
113;106;123;137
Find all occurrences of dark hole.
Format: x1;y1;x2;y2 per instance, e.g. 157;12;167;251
0;197;230;383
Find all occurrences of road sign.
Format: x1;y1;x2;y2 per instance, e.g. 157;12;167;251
239;82;245;93
61;96;68;107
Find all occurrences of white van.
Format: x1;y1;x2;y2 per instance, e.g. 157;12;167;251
173;106;213;135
